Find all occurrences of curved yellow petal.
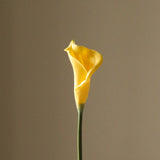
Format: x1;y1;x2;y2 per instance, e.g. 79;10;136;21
64;40;103;106
85;49;103;81
68;54;87;88
74;78;90;105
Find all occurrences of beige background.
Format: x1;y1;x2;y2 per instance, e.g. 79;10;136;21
1;0;160;160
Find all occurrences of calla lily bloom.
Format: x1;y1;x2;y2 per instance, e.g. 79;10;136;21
64;40;103;107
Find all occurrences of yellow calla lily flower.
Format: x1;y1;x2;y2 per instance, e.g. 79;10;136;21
64;40;103;107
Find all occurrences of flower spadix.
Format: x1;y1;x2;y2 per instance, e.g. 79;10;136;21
64;40;103;107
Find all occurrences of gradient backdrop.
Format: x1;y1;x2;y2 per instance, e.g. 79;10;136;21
1;0;160;160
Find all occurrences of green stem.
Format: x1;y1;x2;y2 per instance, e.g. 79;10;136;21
77;104;84;160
